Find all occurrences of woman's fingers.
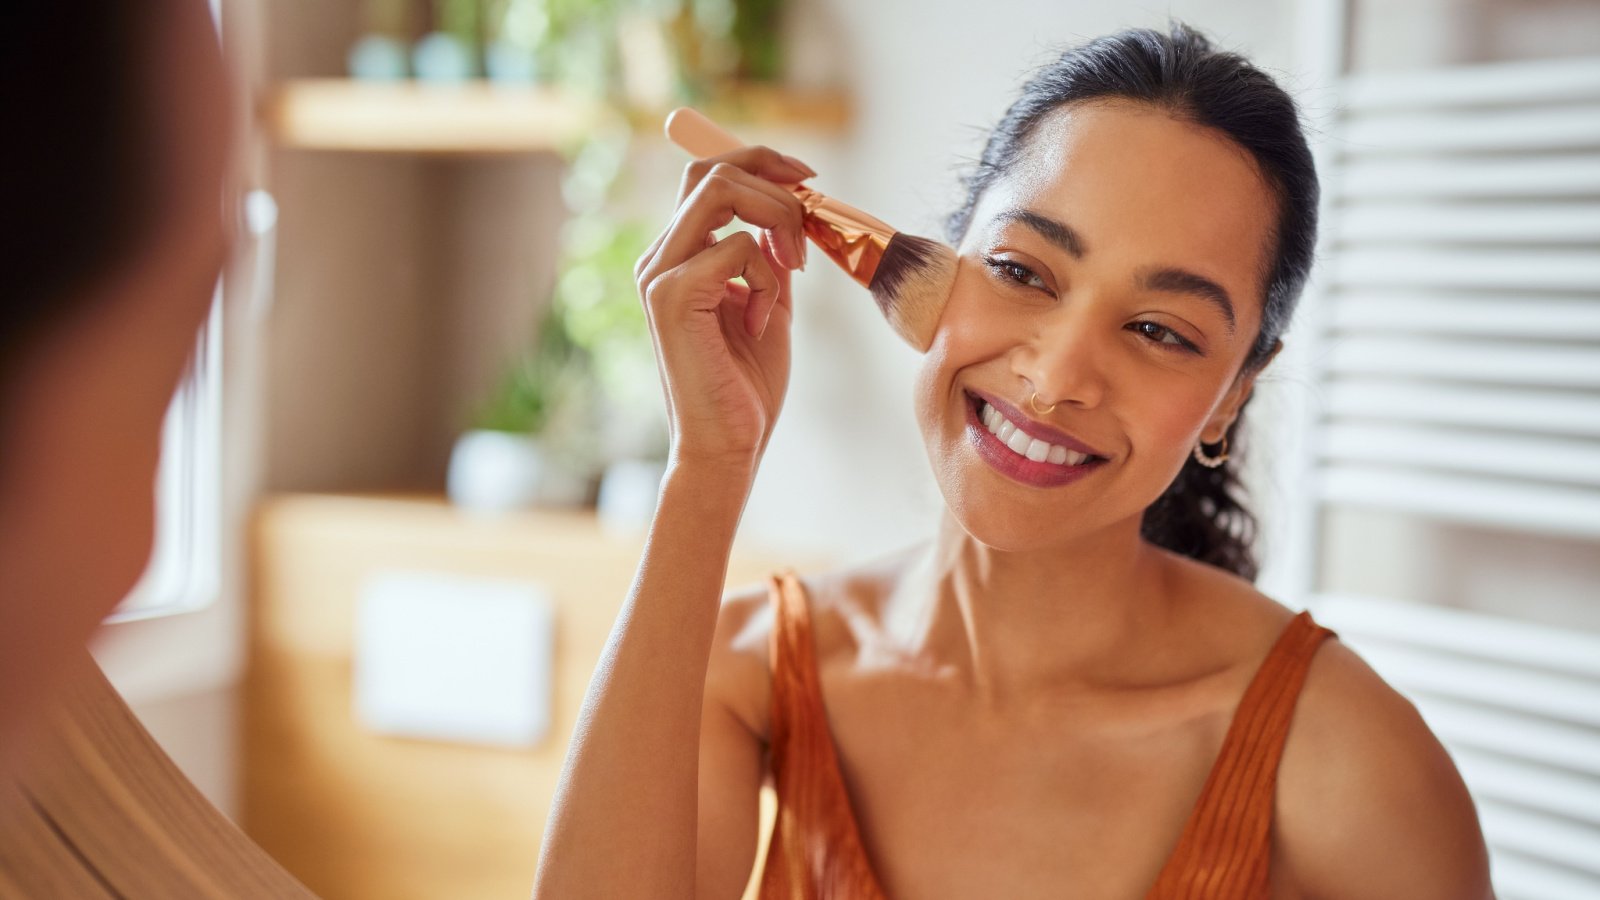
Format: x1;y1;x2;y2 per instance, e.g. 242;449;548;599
750;231;792;337
637;145;812;289
643;228;777;339
704;230;780;338
713;164;808;270
644;163;805;283
675;145;813;206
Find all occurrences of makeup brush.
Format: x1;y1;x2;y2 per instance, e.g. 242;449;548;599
663;106;956;353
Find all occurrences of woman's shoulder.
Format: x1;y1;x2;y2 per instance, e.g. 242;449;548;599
1270;628;1494;898
1159;551;1492;896
704;549;922;744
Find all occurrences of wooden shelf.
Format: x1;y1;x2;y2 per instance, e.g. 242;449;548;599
263;78;852;155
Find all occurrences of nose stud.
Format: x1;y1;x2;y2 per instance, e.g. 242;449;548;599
1029;391;1058;415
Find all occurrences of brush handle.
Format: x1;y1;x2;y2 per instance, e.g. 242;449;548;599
663;107;745;158
661;106;896;240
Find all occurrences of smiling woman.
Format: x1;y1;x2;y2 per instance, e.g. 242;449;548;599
535;20;1493;900
936;25;1318;583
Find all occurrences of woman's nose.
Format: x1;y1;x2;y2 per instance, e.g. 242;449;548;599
1016;308;1107;410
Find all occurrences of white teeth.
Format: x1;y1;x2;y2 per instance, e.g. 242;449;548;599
979;400;1095;467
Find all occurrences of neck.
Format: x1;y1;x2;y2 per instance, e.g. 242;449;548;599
888;508;1177;704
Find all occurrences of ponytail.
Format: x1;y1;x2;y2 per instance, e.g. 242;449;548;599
1140;406;1260;581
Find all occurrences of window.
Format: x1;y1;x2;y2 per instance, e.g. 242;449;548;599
105;288;224;622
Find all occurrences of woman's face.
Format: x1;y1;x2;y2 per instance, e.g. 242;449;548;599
913;100;1280;552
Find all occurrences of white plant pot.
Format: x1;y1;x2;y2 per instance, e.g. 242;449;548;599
447;430;588;515
412;31;474;82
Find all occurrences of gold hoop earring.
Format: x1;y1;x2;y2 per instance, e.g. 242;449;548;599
1193;435;1229;468
1029;391;1057;414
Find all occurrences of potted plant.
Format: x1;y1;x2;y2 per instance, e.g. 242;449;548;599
551;211;671;533
349;0;412;79
447;305;601;514
413;0;480;82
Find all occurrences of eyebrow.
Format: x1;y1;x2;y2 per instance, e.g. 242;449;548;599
995;207;1237;336
1137;267;1237;336
996;208;1086;258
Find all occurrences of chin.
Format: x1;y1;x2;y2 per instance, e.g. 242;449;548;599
935;486;1089;554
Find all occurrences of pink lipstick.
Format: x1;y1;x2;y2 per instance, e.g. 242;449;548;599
964;390;1109;488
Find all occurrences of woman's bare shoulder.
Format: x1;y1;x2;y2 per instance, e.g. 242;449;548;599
704;548;924;744
705;575;780;744
1157;553;1493;896
1272;629;1494;899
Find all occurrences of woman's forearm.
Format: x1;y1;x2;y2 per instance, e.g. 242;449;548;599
532;461;753;899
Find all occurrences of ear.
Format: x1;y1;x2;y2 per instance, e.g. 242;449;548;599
1200;339;1283;443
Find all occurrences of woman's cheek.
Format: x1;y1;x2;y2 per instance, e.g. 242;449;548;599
1137;388;1215;467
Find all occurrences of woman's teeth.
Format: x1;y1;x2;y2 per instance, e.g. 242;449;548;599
981;401;1092;466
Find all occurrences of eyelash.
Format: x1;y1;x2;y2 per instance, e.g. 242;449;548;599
981;256;1202;354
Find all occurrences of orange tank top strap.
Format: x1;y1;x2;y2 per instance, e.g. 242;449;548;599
760;568;889;900
1145;609;1338;900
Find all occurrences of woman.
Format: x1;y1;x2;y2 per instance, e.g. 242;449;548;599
1;2;318;895
0;0;231;764
534;23;1494;899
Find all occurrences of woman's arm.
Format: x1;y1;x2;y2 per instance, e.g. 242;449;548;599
532;141;809;898
695;583;777;898
532;463;753;899
1273;639;1496;899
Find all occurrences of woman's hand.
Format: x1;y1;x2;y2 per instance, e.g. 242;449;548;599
633;146;814;476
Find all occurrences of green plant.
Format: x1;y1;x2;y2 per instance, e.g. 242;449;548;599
473;306;585;436
436;0;481;39
486;0;552;52
470;150;663;463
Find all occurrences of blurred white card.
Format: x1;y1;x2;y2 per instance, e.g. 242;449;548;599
355;570;555;748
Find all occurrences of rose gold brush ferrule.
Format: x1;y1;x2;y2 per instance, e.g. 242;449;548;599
793;188;892;289
663;107;894;289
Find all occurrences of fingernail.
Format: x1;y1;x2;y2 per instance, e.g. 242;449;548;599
772;230;797;270
793;234;807;271
782;154;817;178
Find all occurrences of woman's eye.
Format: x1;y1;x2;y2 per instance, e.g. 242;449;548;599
982;256;1049;292
1130;320;1200;354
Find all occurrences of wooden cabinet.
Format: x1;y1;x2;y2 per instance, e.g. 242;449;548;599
243;492;826;899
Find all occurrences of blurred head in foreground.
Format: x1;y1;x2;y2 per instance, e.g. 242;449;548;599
0;0;232;759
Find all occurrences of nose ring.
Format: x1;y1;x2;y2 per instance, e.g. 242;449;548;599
1029;391;1057;414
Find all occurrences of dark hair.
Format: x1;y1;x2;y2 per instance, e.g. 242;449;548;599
945;21;1319;583
0;4;154;416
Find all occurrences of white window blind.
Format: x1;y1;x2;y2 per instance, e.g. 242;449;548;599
1313;54;1600;539
1285;26;1600;898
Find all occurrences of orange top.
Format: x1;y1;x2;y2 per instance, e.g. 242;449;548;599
757;568;1337;900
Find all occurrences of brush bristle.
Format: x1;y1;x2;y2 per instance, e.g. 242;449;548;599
867;233;957;352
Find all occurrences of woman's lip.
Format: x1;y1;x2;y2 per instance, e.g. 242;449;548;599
964;389;1109;459
964;392;1107;488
